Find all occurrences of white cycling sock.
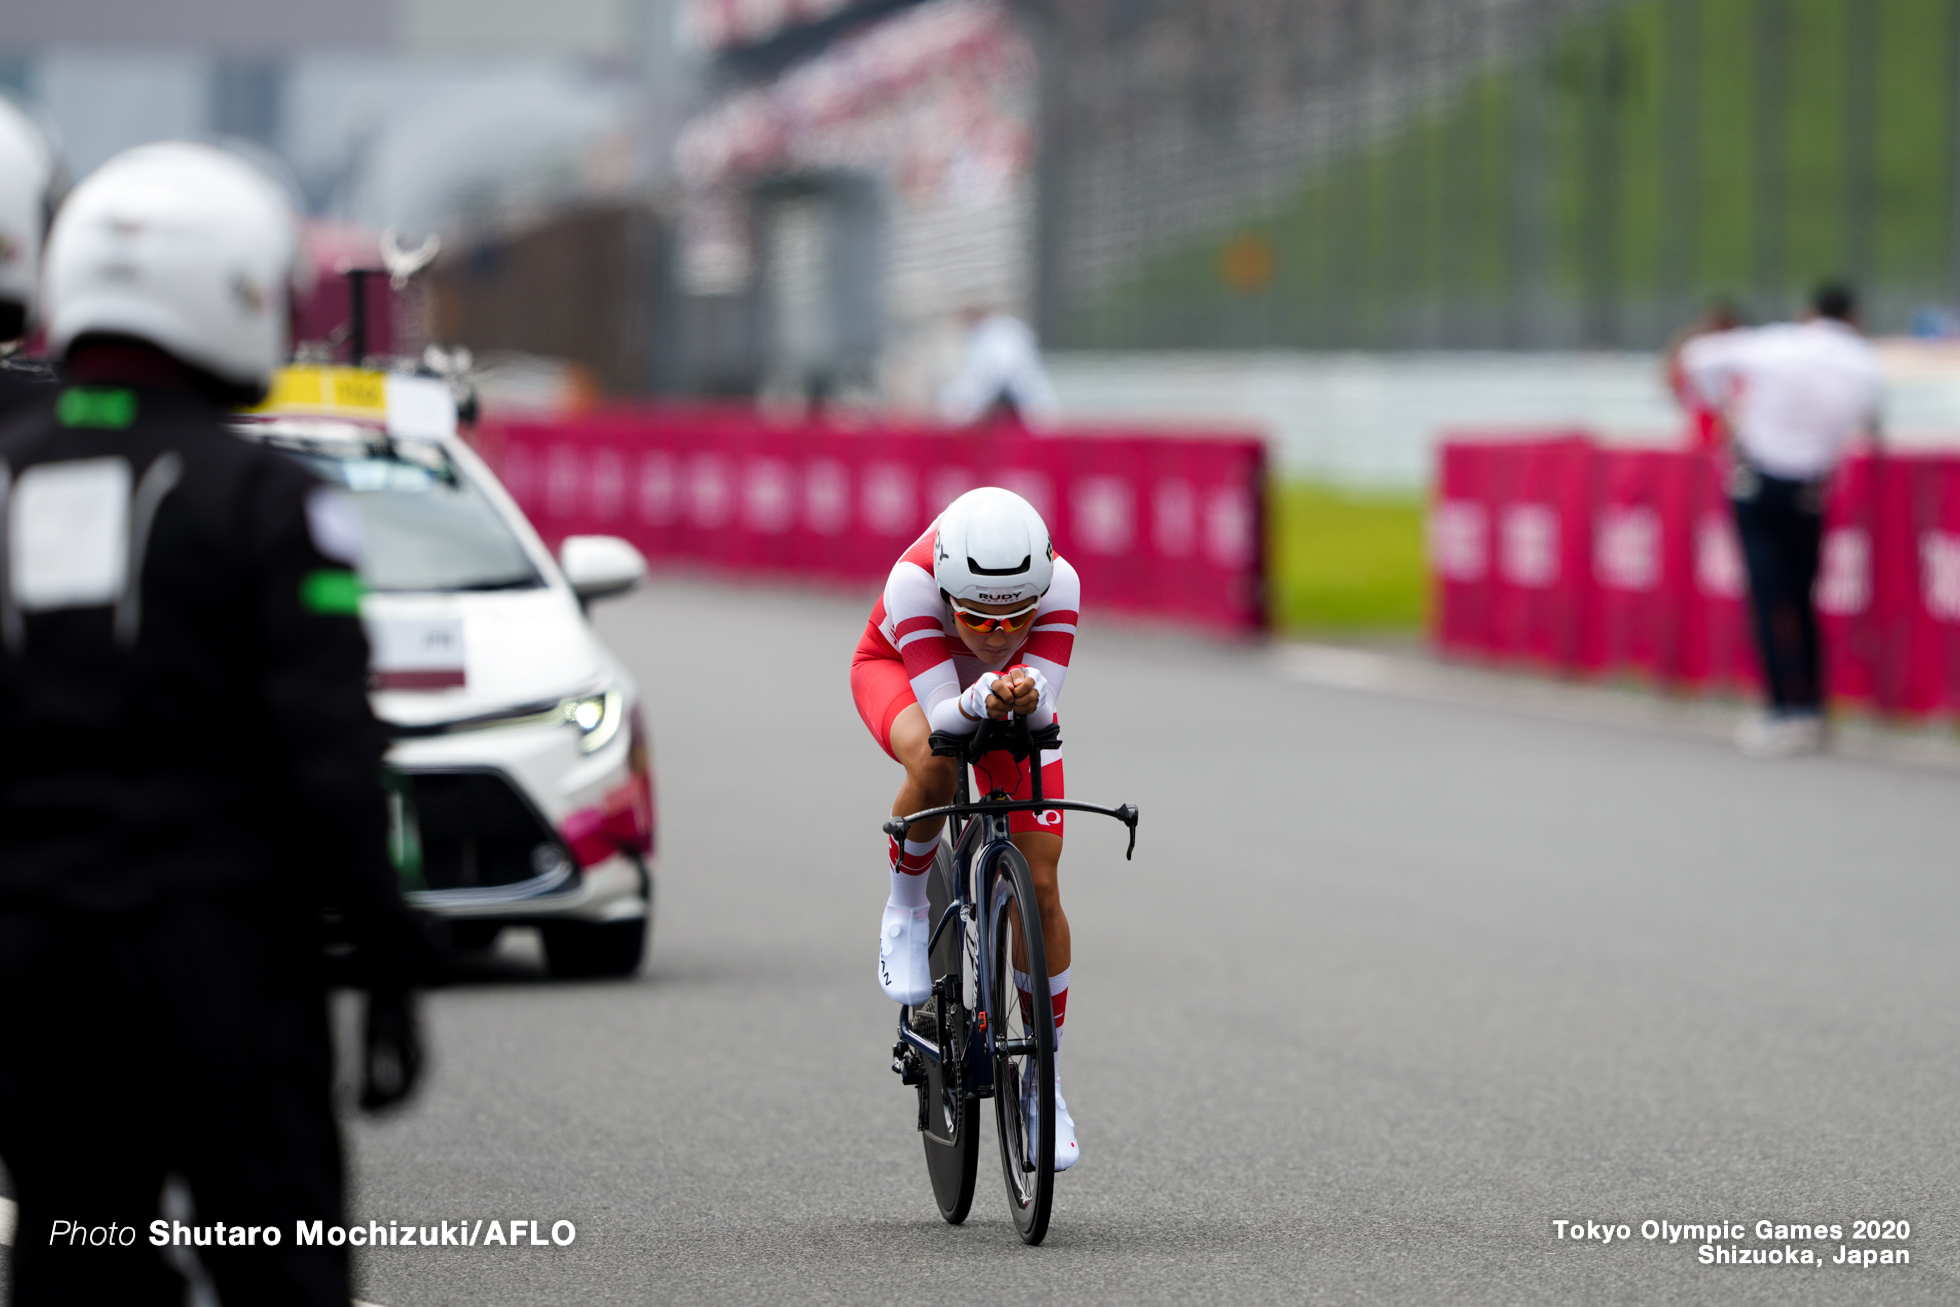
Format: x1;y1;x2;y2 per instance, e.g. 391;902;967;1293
1013;967;1069;1046
886;836;936;910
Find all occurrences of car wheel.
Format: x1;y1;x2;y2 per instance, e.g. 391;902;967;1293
541;919;646;979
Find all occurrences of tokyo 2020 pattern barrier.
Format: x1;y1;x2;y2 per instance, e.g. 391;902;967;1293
475;410;1268;635
1432;434;1960;717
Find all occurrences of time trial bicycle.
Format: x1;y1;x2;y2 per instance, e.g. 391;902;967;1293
885;713;1137;1245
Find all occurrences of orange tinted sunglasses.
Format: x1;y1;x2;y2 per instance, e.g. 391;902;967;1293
951;600;1040;635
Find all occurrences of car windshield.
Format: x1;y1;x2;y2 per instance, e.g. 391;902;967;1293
249;422;544;594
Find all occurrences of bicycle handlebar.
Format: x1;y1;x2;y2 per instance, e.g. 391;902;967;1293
882;799;1140;860
887;712;1138;860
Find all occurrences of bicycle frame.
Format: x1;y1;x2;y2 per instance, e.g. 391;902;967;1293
886;715;1138;1101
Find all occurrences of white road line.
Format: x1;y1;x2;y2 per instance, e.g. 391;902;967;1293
0;1198;389;1307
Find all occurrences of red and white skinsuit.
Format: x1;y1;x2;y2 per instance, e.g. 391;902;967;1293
851;524;1079;834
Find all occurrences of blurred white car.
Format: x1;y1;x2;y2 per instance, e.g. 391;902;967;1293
236;367;655;978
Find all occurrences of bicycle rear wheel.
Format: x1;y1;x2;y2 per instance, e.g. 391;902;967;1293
919;843;979;1223
986;844;1055;1245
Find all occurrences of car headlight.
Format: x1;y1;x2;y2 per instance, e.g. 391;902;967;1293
561;688;625;753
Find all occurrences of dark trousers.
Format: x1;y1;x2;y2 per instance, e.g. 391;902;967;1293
1730;469;1826;711
0;900;350;1307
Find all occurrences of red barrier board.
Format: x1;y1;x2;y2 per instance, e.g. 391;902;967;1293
1822;452;1949;716
1590;448;1701;682
1435;434;1960;718
1437;434;1595;670
1518;438;1601;671
478;410;1267;634
1909;457;1960;709
1430;442;1496;657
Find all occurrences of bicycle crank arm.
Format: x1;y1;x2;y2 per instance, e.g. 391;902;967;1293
896;1017;942;1065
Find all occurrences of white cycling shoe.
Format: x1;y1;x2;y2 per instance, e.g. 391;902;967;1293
877;904;931;1005
1021;1061;1079;1172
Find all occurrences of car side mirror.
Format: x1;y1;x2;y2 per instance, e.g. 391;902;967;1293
558;535;647;606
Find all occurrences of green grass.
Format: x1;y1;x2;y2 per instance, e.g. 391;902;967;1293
1269;482;1427;632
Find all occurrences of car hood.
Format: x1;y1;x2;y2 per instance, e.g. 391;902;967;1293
363;589;613;727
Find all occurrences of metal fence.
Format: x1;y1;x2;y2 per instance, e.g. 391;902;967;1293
1027;0;1960;350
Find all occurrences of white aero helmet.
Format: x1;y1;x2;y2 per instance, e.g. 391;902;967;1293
45;141;298;392
0;96;59;332
933;486;1054;606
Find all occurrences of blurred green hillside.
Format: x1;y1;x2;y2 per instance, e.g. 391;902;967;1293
1072;0;1958;349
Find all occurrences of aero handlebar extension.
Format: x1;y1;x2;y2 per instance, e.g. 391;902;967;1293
881;713;1139;860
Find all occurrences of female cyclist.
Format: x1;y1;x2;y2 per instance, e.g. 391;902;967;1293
850;486;1081;1170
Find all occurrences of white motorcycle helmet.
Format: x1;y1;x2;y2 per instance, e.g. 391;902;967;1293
44;141;298;396
0;96;60;339
933;486;1055;607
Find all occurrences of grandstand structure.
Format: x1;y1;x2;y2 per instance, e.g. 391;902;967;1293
672;0;1960;399
673;0;1037;405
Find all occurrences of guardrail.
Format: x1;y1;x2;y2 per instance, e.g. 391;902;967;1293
1433;433;1960;716
475;408;1268;635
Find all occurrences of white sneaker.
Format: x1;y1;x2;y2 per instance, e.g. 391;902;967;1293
1735;711;1825;758
877;904;931;1004
1021;1059;1079;1172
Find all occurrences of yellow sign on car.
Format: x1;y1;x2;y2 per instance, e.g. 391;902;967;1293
247;365;388;419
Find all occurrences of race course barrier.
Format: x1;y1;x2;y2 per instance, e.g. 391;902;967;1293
1433;434;1960;717
476;409;1268;635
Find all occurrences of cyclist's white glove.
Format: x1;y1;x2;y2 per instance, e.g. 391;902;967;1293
1005;665;1051;715
958;675;1005;722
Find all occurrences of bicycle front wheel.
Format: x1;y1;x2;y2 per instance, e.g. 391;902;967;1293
986;843;1055;1245
920;843;979;1223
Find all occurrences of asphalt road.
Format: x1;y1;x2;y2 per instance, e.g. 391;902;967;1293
334;579;1960;1306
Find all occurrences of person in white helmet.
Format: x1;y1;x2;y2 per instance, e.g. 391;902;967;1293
0;142;424;1306
850;486;1084;1171
0;94;63;403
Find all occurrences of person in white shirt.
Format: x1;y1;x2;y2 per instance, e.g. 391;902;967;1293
937;308;1061;428
1677;283;1881;757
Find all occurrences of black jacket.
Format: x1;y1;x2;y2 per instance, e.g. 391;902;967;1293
0;355;56;420
0;380;416;979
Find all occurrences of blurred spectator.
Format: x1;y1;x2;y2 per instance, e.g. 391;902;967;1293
1663;299;1746;450
937;307;1060;429
1680;282;1880;758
